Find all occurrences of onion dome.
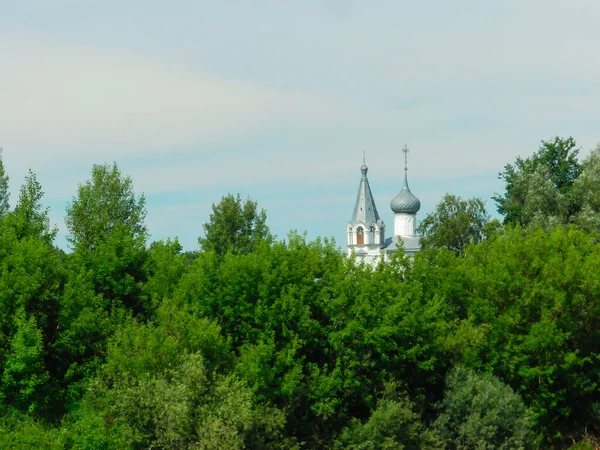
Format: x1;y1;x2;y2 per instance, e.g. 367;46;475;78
391;157;421;214
390;175;421;213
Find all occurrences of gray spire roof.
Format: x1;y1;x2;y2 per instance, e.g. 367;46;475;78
351;164;382;225
391;145;421;214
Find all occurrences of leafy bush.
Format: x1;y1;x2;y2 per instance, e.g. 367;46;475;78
433;366;533;449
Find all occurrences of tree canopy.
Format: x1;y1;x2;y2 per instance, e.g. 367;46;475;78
1;140;600;448
198;193;272;256
417;194;498;255
65;163;149;315
65;162;147;252
493;137;581;227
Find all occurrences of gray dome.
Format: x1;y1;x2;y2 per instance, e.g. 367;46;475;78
390;181;421;214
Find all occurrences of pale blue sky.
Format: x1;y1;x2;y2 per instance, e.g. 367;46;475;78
1;1;599;249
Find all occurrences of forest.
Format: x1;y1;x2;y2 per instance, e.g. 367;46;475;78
1;137;600;449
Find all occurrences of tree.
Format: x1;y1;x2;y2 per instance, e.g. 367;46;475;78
198;193;272;256
493;137;581;226
433;366;533;450
63;304;294;449
65;162;147;252
65;163;148;313
0;171;62;411
0;148;9;218
10;170;55;243
458;225;600;442
568;143;600;233
417;194;498;255
0;310;51;414
334;387;440;449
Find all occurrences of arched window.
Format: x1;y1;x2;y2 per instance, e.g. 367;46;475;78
369;226;375;244
348;227;353;245
405;217;414;235
357;227;364;245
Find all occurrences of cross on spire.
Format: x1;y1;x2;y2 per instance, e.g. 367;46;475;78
363;151;366;165
402;144;409;172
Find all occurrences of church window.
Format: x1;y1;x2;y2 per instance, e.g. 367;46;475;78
405;217;413;235
357;227;364;245
369;226;375;244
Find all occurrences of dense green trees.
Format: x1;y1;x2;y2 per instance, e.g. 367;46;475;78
462;226;600;438
0;164;63;418
491;136;600;232
2;142;600;448
63;305;293;449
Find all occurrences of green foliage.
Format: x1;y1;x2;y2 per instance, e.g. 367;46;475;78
1;310;50;414
0;226;63;340
0;148;10;218
178;231;459;446
530;136;581;191
65;162;147;252
51;273;120;401
199;193;272;255
63;303;293;449
567;436;600;450
569;144;600;232
62;401;129;449
335;386;440;450
452;225;600;442
494;136;581;226
9;170;56;243
433;366;533;449
65;162;148;314
0;410;64;449
142;238;186;310
0;171;64;417
3;151;600;447
417;194;498;255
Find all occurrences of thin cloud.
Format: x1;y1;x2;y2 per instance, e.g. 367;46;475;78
0;38;345;164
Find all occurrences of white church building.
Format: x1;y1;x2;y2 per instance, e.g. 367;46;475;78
347;146;421;264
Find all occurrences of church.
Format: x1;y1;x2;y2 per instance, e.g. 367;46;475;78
346;146;422;264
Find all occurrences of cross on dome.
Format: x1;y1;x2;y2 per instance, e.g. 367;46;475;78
402;144;409;171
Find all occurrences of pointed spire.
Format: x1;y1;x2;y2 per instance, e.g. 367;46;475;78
351;158;381;225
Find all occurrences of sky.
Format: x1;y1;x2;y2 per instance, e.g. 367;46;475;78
1;0;599;250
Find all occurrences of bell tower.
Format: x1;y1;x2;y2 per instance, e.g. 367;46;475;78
347;154;385;263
